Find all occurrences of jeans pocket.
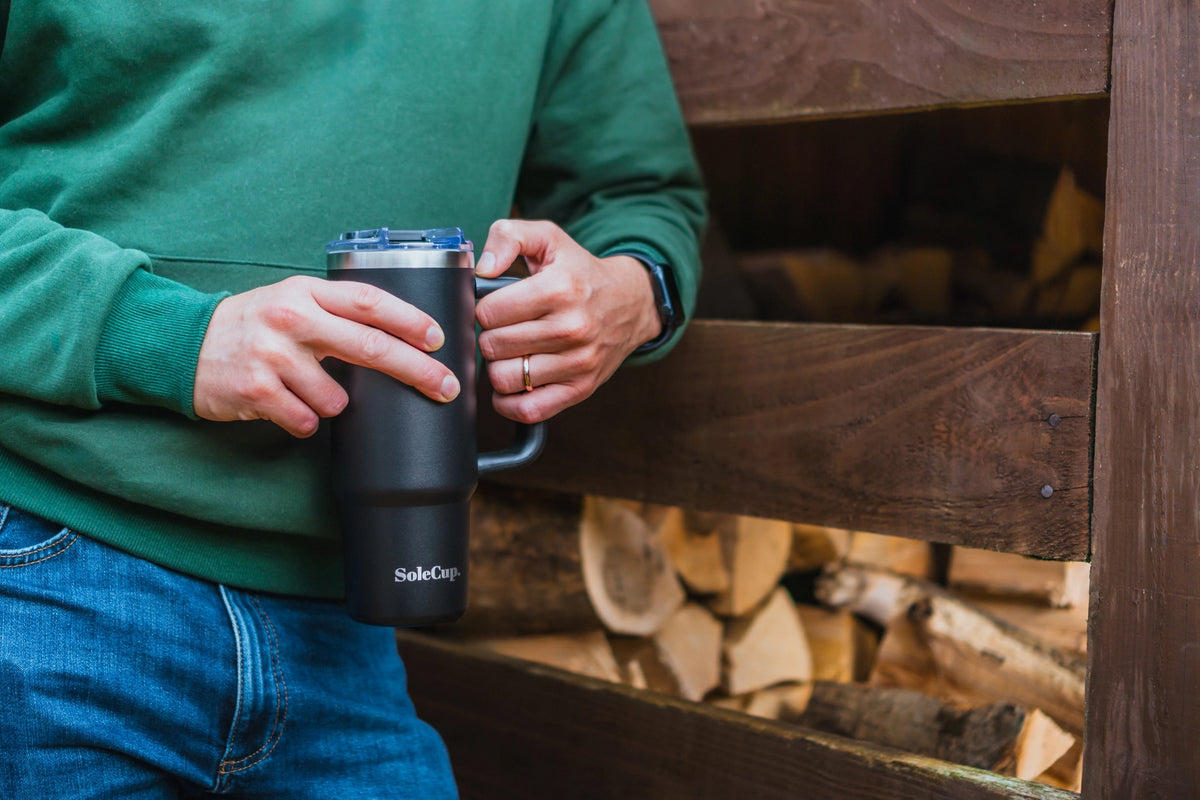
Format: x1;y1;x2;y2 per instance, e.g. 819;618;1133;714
0;504;79;567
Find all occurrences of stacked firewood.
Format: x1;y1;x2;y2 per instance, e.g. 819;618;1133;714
730;167;1104;332
443;486;1087;791
441;163;1098;789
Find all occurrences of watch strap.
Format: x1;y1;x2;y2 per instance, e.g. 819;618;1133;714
613;251;683;355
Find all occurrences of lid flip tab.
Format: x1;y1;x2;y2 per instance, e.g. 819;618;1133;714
328;227;472;253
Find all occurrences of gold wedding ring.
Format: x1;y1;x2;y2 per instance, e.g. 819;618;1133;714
522;355;533;392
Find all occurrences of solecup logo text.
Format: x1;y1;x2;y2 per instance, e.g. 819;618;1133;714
394;565;461;583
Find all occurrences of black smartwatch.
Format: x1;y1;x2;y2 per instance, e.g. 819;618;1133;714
617;252;683;354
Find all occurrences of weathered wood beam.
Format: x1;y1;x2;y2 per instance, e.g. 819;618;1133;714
488;322;1095;561
1085;0;1200;795
649;0;1113;124
398;632;1078;800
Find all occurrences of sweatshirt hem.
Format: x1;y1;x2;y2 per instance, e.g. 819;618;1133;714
0;447;344;600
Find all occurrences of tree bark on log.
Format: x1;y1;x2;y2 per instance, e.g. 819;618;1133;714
818;565;1086;735
456;484;598;635
912;594;1086;736
800;682;1032;774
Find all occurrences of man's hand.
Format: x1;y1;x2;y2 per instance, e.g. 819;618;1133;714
474;219;663;424
193;275;460;438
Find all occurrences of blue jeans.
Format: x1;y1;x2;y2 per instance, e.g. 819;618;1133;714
0;503;457;799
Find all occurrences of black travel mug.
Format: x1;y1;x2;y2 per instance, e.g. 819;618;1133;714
327;227;546;626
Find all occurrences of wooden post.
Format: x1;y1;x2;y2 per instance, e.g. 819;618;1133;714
1085;0;1200;794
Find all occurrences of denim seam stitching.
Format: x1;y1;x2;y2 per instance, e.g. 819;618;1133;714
0;532;78;567
217;595;288;774
215;586;249;787
0;528;70;557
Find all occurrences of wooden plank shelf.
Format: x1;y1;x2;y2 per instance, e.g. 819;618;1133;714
398;632;1079;800
489;321;1097;561
650;0;1114;124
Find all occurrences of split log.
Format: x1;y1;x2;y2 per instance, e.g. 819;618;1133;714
820;565;1087;735
845;531;934;579
948;546;1089;608
870;246;954;319
737;246;957;324
972;599;1088;655
618;651;649;691
1012;709;1076;782
610;603;724;702
1036;264;1102;319
912;593;1086;735
473;631;622;683
706;683;813;722
738;248;881;322
1031;167;1105;286
868;606;978;707
681;511;792;617
659;507;730;594
610;636;691;699
796;604;877;684
580;496;686;636
868;601;1085;736
458;485;597;635
1027;168;1105;325
798;682;1071;777
741;683;814;722
722;588;813;695
651;603;724;701
788;523;852;572
1040;741;1084;792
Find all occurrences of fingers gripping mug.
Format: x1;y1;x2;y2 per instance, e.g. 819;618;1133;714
327;227;546;626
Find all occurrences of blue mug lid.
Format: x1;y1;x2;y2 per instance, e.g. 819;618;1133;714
327;227;473;253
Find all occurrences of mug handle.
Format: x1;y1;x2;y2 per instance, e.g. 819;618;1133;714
474;277;548;475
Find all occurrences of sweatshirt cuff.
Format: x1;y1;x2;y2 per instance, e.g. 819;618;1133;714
94;269;228;416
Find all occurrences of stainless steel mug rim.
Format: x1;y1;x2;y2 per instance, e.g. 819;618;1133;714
327;250;475;270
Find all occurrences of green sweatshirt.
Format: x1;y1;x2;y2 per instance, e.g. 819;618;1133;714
0;1;705;597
